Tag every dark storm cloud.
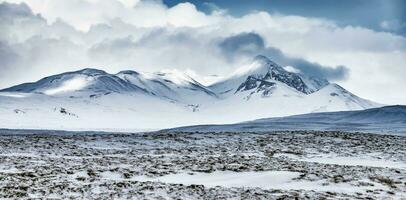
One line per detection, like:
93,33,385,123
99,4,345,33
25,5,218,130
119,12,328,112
261,47,349,81
219,32,349,80
219,32,265,57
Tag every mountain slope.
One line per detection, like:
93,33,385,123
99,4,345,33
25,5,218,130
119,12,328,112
116,70,218,104
165,105,406,134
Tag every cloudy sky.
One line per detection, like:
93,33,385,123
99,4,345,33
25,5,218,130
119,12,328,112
0,0,405,104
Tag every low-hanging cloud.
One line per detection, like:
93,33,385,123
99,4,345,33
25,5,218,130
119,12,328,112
219,32,349,80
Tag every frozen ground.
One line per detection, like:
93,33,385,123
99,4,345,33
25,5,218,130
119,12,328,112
0,130,405,199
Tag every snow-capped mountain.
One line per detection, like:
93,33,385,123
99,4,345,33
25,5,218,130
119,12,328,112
210,55,329,97
203,55,378,120
0,55,382,131
1,68,147,96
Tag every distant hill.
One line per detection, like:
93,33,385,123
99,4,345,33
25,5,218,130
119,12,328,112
165,105,406,135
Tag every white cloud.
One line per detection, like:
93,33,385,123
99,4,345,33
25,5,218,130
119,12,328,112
0,0,406,104
0,0,222,31
116,0,139,8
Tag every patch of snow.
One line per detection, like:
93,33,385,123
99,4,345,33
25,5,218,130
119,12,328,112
132,170,385,194
302,156,406,169
275,153,406,169
0,166,19,173
134,171,300,188
100,171,123,180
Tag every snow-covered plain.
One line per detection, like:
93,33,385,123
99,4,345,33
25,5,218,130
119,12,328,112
0,130,405,199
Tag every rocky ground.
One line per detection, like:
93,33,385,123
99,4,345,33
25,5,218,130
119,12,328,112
0,130,405,199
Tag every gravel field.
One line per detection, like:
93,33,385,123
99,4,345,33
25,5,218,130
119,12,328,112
0,130,405,199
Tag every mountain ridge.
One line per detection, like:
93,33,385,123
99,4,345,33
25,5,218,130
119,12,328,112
0,55,383,130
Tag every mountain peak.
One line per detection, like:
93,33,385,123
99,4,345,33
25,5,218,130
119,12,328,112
231,56,279,82
210,55,329,96
239,55,311,94
253,55,271,62
253,55,279,66
74,68,108,76
255,54,284,67
116,70,140,76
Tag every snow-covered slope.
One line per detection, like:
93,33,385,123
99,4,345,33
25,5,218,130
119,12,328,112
116,70,217,104
0,91,198,131
166,105,406,134
307,83,378,112
0,55,382,131
264,105,406,124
